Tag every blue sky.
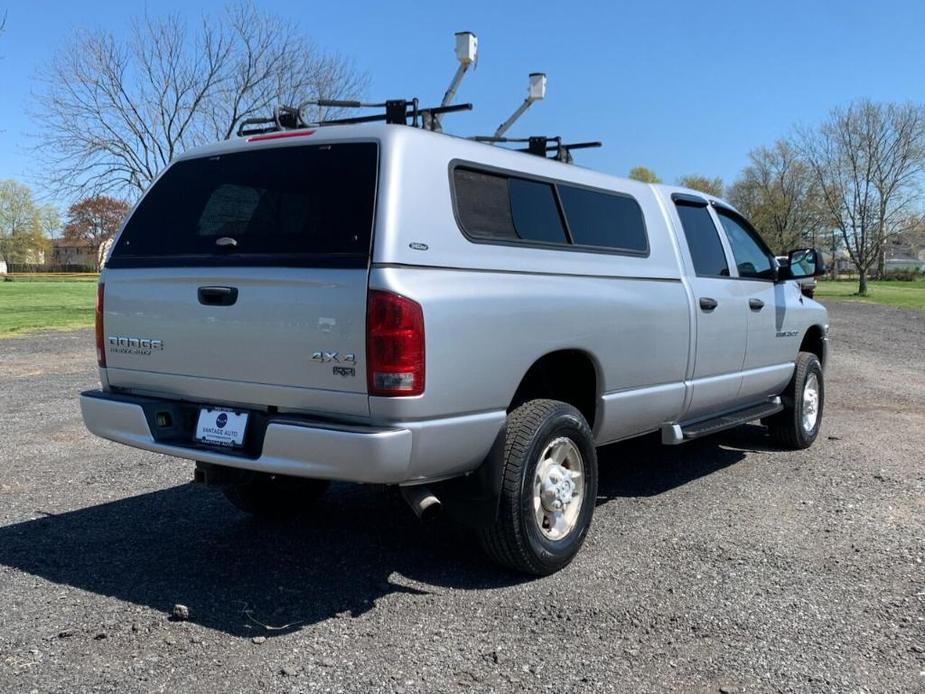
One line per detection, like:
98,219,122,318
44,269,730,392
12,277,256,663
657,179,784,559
1,0,924,202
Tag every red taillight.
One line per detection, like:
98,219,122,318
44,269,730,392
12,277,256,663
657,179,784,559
95,283,106,367
366,290,425,396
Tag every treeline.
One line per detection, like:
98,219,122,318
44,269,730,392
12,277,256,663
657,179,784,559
0,180,129,271
5,4,924,296
631,100,925,294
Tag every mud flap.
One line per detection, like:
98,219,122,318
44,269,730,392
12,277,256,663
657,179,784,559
431,423,507,530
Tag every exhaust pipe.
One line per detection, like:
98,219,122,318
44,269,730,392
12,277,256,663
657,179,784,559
400,486,442,522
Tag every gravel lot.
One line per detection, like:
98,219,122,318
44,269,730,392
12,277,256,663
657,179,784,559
1,300,923,693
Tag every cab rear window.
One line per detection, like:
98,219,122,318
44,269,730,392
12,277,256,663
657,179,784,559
108,142,378,268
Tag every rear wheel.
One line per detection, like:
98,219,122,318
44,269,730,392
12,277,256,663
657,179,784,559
222,473,329,516
479,399,598,575
767,351,824,449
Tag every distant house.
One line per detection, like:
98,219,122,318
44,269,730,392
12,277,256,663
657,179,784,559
17,248,46,266
49,238,96,268
821,249,853,274
883,235,925,273
885,230,925,263
0,254,7,275
885,257,925,273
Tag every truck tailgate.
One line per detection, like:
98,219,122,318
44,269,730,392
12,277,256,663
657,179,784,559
103,267,368,415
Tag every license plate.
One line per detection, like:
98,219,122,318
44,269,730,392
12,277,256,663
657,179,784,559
195,408,248,448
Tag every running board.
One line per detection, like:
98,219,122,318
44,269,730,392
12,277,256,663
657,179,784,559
661,397,782,445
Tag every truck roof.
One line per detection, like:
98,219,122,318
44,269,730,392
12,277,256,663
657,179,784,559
174,123,728,208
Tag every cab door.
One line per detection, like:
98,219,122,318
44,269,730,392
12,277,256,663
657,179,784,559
671,196,747,420
712,207,796,401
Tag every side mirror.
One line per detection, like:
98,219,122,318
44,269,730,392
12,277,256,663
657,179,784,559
780,248,824,280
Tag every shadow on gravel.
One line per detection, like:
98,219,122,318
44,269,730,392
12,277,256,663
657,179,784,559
595,429,753,499
0,482,505,637
0,432,764,637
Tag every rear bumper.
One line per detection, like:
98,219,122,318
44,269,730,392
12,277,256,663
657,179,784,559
79,390,503,484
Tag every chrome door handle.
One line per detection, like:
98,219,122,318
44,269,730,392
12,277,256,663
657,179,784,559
699,297,718,311
749,298,765,311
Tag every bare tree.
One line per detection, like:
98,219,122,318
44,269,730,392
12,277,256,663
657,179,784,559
798,100,925,294
33,3,367,199
728,139,823,256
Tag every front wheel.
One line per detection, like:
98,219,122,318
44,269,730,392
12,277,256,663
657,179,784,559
768,351,825,449
479,399,598,575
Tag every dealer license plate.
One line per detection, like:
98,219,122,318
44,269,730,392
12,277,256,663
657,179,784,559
195,408,248,448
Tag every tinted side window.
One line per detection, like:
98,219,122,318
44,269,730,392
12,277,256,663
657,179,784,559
508,178,568,244
558,185,647,252
716,210,774,279
454,169,518,240
675,202,729,277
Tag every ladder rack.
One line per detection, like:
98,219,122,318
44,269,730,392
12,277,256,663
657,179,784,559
235,99,473,138
230,30,603,165
472,135,602,163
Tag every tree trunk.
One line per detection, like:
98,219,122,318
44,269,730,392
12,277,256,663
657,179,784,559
857,267,869,295
877,247,885,279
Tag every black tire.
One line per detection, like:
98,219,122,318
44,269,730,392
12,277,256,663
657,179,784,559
479,399,598,576
222,473,329,516
767,351,824,449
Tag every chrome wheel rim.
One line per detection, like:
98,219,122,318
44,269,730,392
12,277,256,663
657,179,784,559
802,372,820,433
533,437,584,541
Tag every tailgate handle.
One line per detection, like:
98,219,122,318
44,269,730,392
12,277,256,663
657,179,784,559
198,286,238,306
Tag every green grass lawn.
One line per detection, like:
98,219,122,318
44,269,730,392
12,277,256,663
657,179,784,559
0,274,922,337
0,279,98,336
814,278,925,311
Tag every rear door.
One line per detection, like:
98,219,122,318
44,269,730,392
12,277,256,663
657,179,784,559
672,196,747,419
102,141,378,416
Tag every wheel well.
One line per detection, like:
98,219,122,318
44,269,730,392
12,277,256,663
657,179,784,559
800,325,826,367
509,350,598,429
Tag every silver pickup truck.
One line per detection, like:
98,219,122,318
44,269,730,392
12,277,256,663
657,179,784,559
81,122,828,575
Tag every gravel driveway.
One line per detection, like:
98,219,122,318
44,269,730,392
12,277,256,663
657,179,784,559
1,300,923,693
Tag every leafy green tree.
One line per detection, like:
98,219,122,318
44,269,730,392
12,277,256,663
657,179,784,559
628,167,662,184
677,175,724,198
0,180,56,265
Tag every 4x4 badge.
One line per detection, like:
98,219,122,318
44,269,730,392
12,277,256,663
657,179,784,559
311,351,356,364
